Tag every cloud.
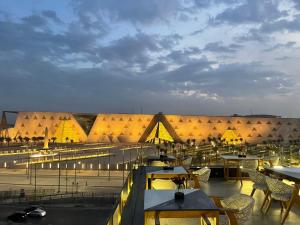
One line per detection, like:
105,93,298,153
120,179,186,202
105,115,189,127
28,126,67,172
264,41,297,52
212,0,287,24
72,0,188,25
203,42,243,53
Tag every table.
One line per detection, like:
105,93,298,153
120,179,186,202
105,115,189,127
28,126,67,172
265,166,300,224
220,155,260,181
144,189,220,225
146,166,188,189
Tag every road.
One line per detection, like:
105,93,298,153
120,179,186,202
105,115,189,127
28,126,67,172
0,204,113,225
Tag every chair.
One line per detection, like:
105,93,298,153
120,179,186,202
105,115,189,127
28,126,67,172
247,170,268,195
264,156,280,167
193,167,211,183
151,179,177,190
151,160,168,167
263,176,294,217
239,160,258,185
182,156,193,167
213,194,255,225
247,170,269,209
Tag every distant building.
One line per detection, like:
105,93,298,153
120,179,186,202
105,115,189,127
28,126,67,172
1,111,300,144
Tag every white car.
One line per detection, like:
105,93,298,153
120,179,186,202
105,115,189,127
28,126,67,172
24,206,46,217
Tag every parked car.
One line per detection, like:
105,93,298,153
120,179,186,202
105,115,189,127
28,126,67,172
24,206,46,217
7,211,27,222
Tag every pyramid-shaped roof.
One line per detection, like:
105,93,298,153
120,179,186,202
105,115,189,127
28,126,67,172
146,122,174,143
221,129,241,145
54,119,79,143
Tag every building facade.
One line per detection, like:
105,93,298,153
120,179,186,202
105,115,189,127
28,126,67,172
2,111,300,144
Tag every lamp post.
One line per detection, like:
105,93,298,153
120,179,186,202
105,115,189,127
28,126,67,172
108,149,111,181
34,163,37,200
65,163,68,193
122,149,125,184
58,150,61,193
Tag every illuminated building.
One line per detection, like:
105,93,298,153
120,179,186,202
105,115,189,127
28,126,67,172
1,111,300,144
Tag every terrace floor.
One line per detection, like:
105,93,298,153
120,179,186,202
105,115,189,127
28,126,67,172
201,179,300,225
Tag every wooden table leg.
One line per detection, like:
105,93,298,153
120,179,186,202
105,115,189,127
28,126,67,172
281,184,300,224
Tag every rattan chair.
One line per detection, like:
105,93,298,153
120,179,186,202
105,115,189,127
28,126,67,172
151,160,168,167
213,194,255,225
263,176,294,217
151,179,177,190
239,160,258,185
192,167,211,183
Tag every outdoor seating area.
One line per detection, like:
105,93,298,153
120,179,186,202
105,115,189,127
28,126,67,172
106,150,300,225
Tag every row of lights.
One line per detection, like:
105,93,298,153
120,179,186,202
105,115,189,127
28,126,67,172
3,162,129,170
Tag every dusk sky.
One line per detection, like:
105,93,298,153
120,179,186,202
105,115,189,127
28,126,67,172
1,0,300,117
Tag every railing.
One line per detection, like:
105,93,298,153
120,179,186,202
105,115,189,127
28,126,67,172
105,170,134,225
1,191,119,204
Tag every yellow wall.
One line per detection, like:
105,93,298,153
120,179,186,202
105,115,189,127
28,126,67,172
12,112,87,142
7,112,300,144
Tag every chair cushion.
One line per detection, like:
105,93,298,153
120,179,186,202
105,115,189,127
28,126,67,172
271,192,292,201
253,183,268,191
151,179,177,190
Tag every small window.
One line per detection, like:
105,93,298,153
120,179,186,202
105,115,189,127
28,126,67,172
38,123,42,127
252,127,256,131
25,115,29,119
33,116,38,120
267,121,272,124
247,121,251,124
217,120,222,123
111,117,115,121
207,120,212,123
42,116,46,120
237,120,241,124
257,121,261,124
257,134,262,137
179,119,183,122
188,119,192,123
119,118,123,121
227,120,231,124
198,119,202,123
213,126,217,130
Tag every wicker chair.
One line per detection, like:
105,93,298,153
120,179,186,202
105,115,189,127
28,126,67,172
151,179,177,190
239,160,258,185
247,170,268,195
182,156,193,167
151,160,168,167
192,167,211,183
213,194,255,225
263,176,294,215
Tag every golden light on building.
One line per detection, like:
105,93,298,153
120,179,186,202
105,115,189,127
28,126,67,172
221,129,241,145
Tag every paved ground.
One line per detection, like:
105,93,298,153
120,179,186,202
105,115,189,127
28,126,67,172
0,204,113,225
